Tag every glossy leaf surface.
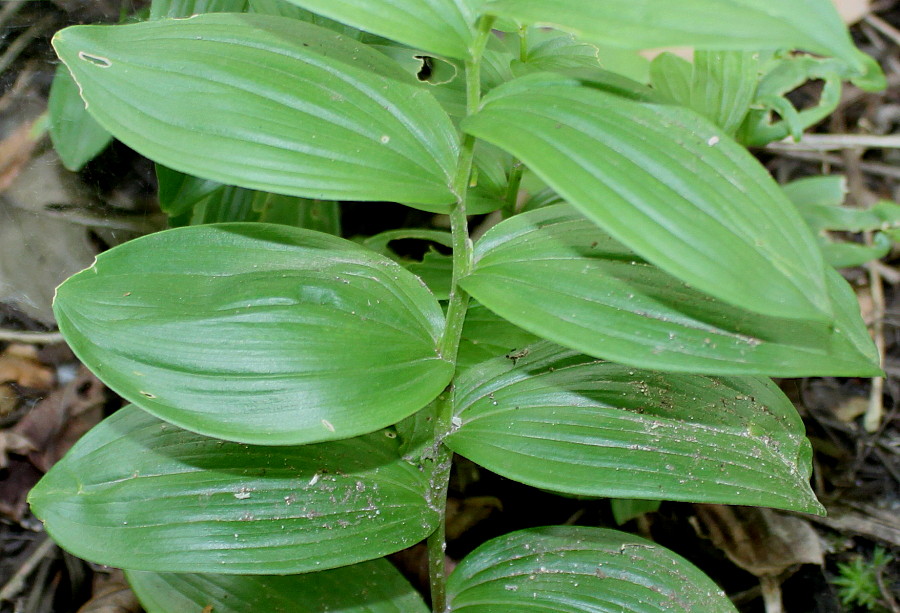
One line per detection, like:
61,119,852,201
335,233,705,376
54,223,452,445
127,559,429,612
460,206,879,376
48,65,112,171
447,526,737,612
52,14,458,208
280,0,476,59
447,341,823,514
483,0,878,85
29,406,438,573
149,0,248,18
463,80,831,322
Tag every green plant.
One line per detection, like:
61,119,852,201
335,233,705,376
832,547,895,612
30,1,886,611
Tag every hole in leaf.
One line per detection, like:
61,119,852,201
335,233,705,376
77,52,111,68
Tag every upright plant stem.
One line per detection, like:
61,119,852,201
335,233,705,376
427,16,495,613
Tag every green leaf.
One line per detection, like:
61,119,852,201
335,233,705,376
610,499,661,525
463,80,832,323
446,526,738,612
52,14,458,209
650,50,759,135
156,165,224,217
127,559,429,612
278,0,477,59
447,341,823,514
255,194,341,235
457,303,540,372
53,223,452,445
482,0,880,87
783,175,847,209
29,406,439,573
47,65,112,172
149,0,248,19
460,206,880,376
739,56,844,146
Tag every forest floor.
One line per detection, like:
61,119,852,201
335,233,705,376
0,1,898,612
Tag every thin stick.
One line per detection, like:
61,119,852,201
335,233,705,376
865,13,900,49
0,15,54,76
766,149,900,181
768,133,900,152
0,537,57,603
759,576,784,613
0,0,26,30
0,329,64,344
865,255,887,432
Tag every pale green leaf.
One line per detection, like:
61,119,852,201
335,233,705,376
156,165,223,217
459,206,880,376
651,50,759,135
53,223,452,445
482,0,882,88
610,499,661,525
29,406,438,573
279,0,476,59
127,559,428,612
447,341,824,514
447,526,737,612
48,65,112,172
463,80,832,322
149,0,248,19
52,14,458,209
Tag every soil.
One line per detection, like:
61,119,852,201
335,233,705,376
0,1,898,612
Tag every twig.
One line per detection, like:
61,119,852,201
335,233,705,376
759,575,784,613
768,133,900,152
865,254,887,433
0,0,26,31
0,537,57,603
767,148,900,181
0,329,64,345
865,14,900,49
877,563,900,613
0,14,55,76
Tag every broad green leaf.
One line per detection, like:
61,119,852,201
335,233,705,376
127,559,428,612
482,0,881,88
247,0,369,39
149,0,248,18
156,165,224,217
783,175,847,209
279,0,477,59
47,65,112,172
457,303,539,371
29,406,438,573
52,14,459,209
447,341,823,514
821,234,892,268
650,50,759,135
739,56,844,146
255,194,341,235
446,526,737,612
53,223,452,445
459,206,880,376
463,79,832,323
610,499,661,525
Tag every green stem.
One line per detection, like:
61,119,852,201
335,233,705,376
427,16,495,613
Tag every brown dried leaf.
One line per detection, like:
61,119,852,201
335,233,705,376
445,496,503,540
0,383,17,417
0,121,40,193
0,457,41,521
0,345,54,390
693,505,824,577
0,430,35,469
76,570,141,613
13,365,105,472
